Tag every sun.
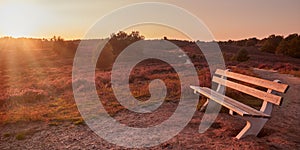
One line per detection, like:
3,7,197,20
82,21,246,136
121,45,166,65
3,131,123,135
0,2,42,37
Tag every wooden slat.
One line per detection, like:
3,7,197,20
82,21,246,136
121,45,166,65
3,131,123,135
190,86,270,118
215,69,289,93
212,76,282,105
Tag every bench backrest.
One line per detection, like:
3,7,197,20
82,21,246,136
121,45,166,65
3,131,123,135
213,69,289,106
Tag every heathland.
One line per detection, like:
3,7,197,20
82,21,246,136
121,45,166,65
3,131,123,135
0,32,299,149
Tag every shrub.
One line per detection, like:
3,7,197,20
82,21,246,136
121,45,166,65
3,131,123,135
15,133,26,140
234,49,250,62
52,36,77,57
3,133,10,137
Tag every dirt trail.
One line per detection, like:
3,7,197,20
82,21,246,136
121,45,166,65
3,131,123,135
253,68,300,147
0,69,299,149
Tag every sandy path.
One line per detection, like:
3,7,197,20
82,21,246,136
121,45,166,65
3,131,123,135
253,68,300,148
0,69,299,149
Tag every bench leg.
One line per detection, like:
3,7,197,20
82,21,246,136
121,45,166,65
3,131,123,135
236,117,268,139
200,99,209,112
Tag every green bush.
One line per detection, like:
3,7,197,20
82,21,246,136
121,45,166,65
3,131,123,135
234,49,250,62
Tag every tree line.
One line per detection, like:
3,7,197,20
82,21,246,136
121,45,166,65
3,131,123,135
221,33,300,58
1,32,299,67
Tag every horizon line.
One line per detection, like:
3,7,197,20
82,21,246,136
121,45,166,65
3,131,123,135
1,32,299,42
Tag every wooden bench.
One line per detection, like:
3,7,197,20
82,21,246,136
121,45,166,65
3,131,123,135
190,69,289,139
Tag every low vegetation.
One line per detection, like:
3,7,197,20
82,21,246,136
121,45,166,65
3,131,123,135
15,132,26,140
0,32,299,124
233,48,250,62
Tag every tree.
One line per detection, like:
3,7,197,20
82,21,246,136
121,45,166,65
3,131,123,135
245,37,258,46
285,33,298,41
261,35,283,53
109,31,144,56
97,42,114,70
286,36,300,58
276,34,300,58
52,36,77,57
276,40,288,55
235,39,247,46
95,31,145,69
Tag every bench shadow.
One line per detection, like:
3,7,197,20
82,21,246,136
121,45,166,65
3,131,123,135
210,122,222,129
257,128,275,137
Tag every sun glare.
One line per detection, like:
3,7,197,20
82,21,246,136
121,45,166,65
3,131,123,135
0,2,43,38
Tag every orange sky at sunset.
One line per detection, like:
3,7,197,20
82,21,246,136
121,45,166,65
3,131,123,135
0,0,299,41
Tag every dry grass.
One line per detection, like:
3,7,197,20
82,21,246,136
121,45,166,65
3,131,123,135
0,43,80,124
0,39,299,125
288,70,300,77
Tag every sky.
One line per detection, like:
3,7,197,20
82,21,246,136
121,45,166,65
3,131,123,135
0,0,299,41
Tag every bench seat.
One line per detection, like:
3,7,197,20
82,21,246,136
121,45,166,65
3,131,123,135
190,86,270,118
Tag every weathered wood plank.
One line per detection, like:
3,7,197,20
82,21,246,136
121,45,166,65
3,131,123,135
212,76,283,105
215,69,289,93
190,86,270,118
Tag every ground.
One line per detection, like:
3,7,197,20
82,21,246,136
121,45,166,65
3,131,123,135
1,69,299,149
